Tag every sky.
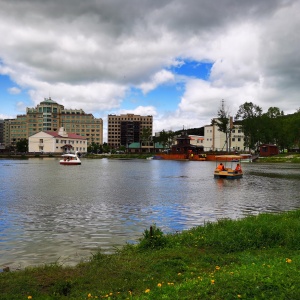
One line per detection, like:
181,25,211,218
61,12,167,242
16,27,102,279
0,0,299,142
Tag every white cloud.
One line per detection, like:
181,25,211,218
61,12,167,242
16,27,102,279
0,0,299,136
138,70,175,94
8,87,21,94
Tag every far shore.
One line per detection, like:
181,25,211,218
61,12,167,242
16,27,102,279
1,152,299,162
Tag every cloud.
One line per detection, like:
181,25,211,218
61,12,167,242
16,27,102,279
8,87,21,94
138,70,175,94
0,0,299,138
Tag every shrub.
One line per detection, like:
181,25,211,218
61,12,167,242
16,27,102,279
138,225,168,250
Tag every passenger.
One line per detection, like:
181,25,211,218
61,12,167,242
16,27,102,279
235,163,242,173
217,163,225,171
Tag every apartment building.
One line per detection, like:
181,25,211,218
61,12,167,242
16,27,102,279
0,120,4,145
203,118,248,152
108,113,153,148
2,97,103,148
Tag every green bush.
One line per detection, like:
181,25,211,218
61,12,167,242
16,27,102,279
138,225,168,250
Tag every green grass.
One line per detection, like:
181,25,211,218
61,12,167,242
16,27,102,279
1,211,300,299
257,153,300,163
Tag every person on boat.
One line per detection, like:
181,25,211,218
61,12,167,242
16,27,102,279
217,163,225,171
235,163,242,173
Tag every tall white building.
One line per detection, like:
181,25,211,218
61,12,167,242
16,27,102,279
203,118,248,152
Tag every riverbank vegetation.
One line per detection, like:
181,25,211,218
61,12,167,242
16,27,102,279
1,210,300,299
257,153,300,163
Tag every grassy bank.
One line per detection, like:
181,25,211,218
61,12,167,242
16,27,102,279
1,210,300,299
257,153,300,163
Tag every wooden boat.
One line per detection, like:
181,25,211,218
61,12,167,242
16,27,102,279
214,155,243,179
60,151,81,165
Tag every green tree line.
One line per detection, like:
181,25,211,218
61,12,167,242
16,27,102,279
234,102,299,152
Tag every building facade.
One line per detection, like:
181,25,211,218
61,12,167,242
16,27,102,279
29,127,87,153
2,97,103,148
0,120,4,145
107,114,153,149
203,118,248,152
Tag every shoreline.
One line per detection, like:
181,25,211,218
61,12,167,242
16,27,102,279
1,153,300,162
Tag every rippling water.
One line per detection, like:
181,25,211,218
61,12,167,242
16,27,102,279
1,158,300,269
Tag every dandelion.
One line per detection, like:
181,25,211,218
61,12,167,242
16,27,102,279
215,266,220,270
286,258,292,263
145,289,150,293
87,293,92,298
28,297,32,300
157,283,162,287
238,295,242,298
178,272,182,276
211,279,215,284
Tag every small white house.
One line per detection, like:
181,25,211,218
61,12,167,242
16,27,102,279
29,127,87,153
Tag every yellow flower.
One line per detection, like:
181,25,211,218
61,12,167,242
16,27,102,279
215,266,220,270
286,258,292,263
28,297,32,300
157,283,162,287
178,272,182,276
87,293,92,298
238,295,242,298
211,279,215,284
145,289,150,293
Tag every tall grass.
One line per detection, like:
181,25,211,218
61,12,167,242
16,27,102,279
1,210,300,299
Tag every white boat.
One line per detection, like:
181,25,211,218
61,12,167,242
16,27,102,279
214,155,243,179
240,154,253,163
60,152,81,165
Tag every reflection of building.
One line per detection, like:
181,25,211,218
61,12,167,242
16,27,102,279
28,127,87,153
2,97,103,148
107,114,153,149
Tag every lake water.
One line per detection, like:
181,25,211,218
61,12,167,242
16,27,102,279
1,158,300,269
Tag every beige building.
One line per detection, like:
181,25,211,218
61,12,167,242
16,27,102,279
3,97,103,148
203,118,248,152
108,113,153,149
28,127,87,153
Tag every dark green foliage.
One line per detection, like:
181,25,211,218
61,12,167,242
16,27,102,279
16,138,28,152
138,224,168,250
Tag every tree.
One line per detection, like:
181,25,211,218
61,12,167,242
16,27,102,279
16,138,28,153
212,100,231,151
140,127,152,143
235,102,263,151
87,142,101,154
155,130,175,149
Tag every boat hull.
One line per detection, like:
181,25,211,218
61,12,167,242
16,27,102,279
214,172,243,179
60,161,81,165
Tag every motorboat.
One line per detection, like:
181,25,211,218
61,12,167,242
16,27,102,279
240,154,253,163
214,155,243,179
60,152,81,165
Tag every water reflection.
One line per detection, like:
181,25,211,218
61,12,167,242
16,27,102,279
0,158,300,269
